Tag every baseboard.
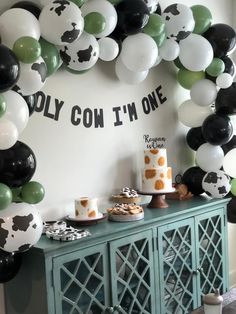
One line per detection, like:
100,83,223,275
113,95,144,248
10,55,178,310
229,269,236,288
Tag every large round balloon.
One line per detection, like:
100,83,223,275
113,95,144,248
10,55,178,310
215,82,236,115
39,38,61,77
191,5,212,34
0,250,21,283
3,90,29,134
0,141,36,188
179,34,213,71
178,99,213,127
16,57,47,96
20,181,45,204
98,37,119,61
12,86,37,116
0,119,19,150
39,0,84,45
0,203,43,253
114,0,149,35
0,45,20,93
202,170,231,198
177,69,205,90
0,8,40,48
196,143,224,172
162,3,195,41
203,23,236,58
11,1,41,19
186,127,206,151
159,39,180,61
120,33,158,72
182,166,206,195
115,57,149,84
227,197,236,223
81,0,117,38
223,148,236,178
202,114,233,145
60,32,99,71
190,79,217,106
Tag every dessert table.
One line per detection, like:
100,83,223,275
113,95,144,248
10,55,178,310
191,288,236,313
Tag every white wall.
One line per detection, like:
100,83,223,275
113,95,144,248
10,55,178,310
0,0,235,312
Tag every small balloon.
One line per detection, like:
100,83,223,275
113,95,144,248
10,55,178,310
206,58,225,77
21,181,45,204
84,12,106,35
186,127,206,151
98,37,119,61
39,38,61,77
13,36,41,64
216,73,233,89
143,13,165,37
159,39,180,61
0,183,12,210
0,250,21,283
215,82,236,115
182,166,206,195
196,143,224,172
191,5,212,34
177,69,205,90
202,114,233,146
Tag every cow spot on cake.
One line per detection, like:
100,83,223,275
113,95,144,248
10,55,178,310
155,180,165,190
202,170,231,198
88,210,96,218
145,155,150,165
145,169,157,179
158,157,165,166
81,199,89,207
150,149,159,155
167,168,172,179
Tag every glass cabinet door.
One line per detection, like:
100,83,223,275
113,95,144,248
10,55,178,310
158,218,197,314
109,230,155,314
53,244,109,314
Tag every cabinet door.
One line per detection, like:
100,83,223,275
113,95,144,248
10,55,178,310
195,208,228,303
53,244,109,314
109,230,156,314
158,218,197,314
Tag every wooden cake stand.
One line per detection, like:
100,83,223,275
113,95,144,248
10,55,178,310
138,189,175,208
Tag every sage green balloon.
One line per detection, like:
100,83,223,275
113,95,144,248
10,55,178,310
191,5,212,34
39,38,61,77
206,58,225,77
177,69,205,90
0,94,6,118
143,14,165,37
153,31,166,48
11,187,22,203
69,0,85,7
231,178,236,196
21,181,45,204
84,12,106,35
0,183,12,210
13,36,41,63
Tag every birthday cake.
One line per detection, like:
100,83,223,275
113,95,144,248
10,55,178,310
75,197,100,219
141,149,173,193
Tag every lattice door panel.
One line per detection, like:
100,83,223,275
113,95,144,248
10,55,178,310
158,218,197,314
53,244,108,314
196,209,226,298
110,230,155,314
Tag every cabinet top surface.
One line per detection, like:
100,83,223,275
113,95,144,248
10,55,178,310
34,196,230,254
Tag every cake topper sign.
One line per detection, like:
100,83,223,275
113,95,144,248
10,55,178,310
143,135,166,149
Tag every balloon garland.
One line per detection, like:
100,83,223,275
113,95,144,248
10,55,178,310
0,0,236,281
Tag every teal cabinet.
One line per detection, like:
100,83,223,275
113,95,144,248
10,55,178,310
4,197,229,314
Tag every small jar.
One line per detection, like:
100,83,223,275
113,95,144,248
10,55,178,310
203,289,223,314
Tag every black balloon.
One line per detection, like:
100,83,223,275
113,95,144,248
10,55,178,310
202,114,233,145
0,44,20,92
215,82,236,115
222,135,236,154
186,127,206,151
0,250,21,283
12,85,37,116
114,0,149,35
11,1,41,19
227,197,236,223
0,141,36,188
182,167,206,195
203,23,236,58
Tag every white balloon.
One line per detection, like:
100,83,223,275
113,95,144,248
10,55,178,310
3,91,29,134
39,0,84,45
152,55,162,68
223,148,236,177
39,0,53,6
144,0,159,13
120,33,158,72
196,143,224,172
0,8,40,48
202,170,231,199
0,203,43,253
216,73,233,89
60,32,99,71
179,34,213,71
17,57,47,95
115,57,149,84
159,39,180,61
178,99,214,127
190,79,218,106
98,37,119,61
0,119,18,150
81,0,117,38
162,3,195,41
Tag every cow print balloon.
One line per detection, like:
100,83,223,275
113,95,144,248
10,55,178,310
0,203,43,253
202,170,231,199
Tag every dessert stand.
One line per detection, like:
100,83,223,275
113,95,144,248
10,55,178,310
138,188,175,208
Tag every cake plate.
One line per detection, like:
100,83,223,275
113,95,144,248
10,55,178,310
138,188,175,208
